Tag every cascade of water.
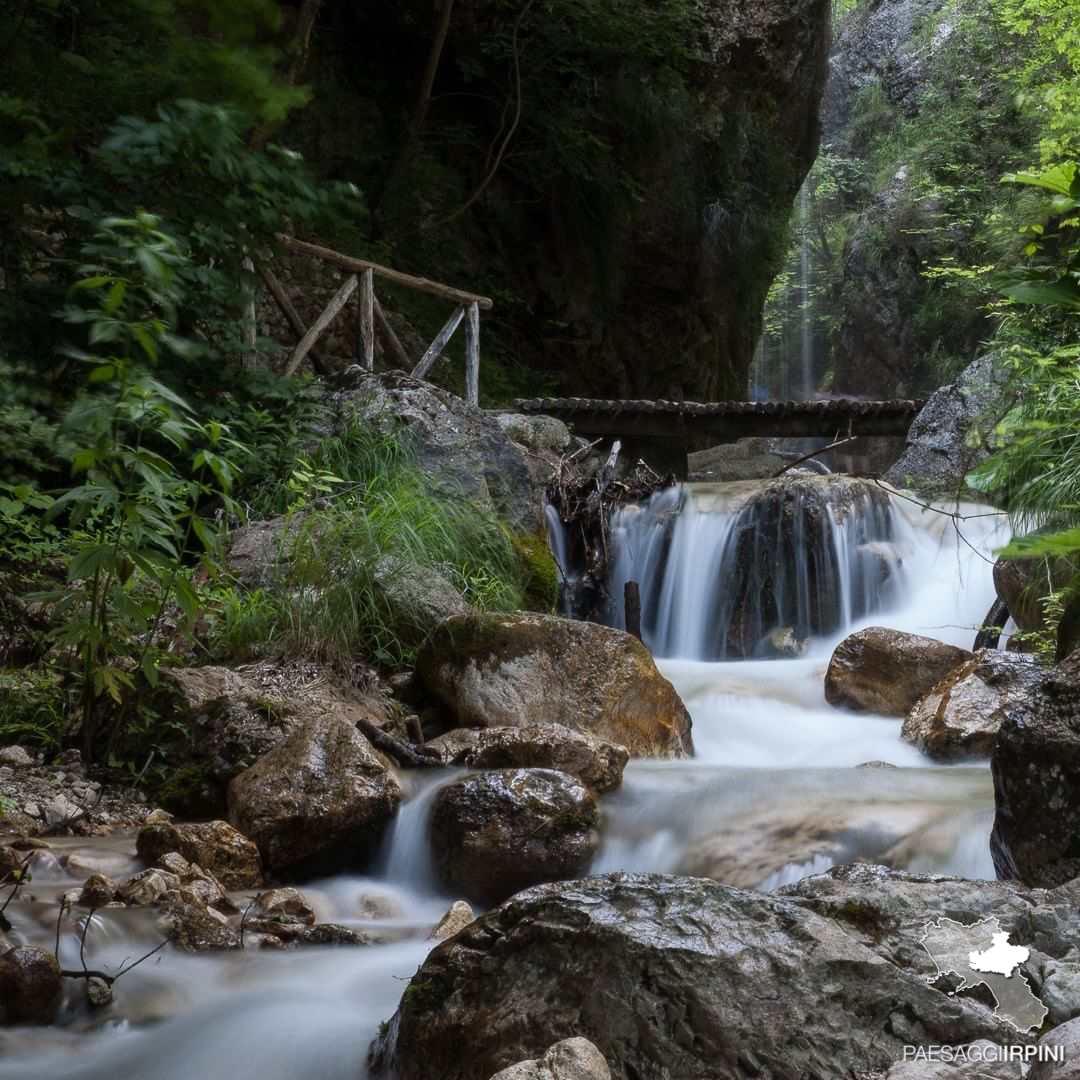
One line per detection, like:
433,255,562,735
798,182,815,398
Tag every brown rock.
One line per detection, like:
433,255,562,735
136,820,262,890
427,724,628,793
428,900,475,941
417,613,692,758
120,867,180,905
157,887,240,952
826,626,973,716
430,769,599,907
902,650,1042,760
0,946,62,1024
254,887,315,926
77,873,117,908
228,715,401,879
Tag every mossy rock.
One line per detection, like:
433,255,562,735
511,533,559,613
157,763,227,819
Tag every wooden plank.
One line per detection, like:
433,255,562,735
257,265,332,376
277,234,493,310
359,268,375,372
283,274,358,376
373,296,412,370
464,300,480,406
412,305,465,380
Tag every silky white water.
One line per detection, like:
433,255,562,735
0,479,1009,1077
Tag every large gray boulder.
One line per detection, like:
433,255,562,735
333,372,539,531
228,715,401,879
370,870,1032,1080
902,650,1042,761
430,769,599,907
883,355,1014,497
426,724,628,793
992,650,1080,886
1031,1017,1080,1077
416,612,692,758
826,626,973,716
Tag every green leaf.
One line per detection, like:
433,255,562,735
1000,529,1080,558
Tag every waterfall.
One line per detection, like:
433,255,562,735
608,478,907,660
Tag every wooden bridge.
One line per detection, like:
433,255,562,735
516,396,923,442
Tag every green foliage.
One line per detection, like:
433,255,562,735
0,671,67,753
210,420,527,671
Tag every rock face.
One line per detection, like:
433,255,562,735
335,372,539,531
370,870,1025,1080
430,769,599,907
488,1039,611,1080
1032,1018,1080,1078
136,820,263,890
883,355,1014,497
427,724,628,793
712,473,896,657
992,650,1080,886
826,626,973,716
0,946,63,1025
416,613,692,758
994,556,1075,636
228,715,401,878
903,651,1042,761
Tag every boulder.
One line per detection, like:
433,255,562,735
136,820,263,890
488,1039,611,1080
76,873,117,908
883,355,1013,497
294,924,370,947
157,887,241,952
1031,1017,1080,1077
902,651,1042,761
228,715,401,878
430,769,599,907
994,556,1075,635
0,745,34,768
370,556,471,649
120,867,179,906
826,626,973,716
427,724,628,793
992,650,1080,886
0,945,63,1024
334,373,539,531
711,473,896,657
416,613,692,758
370,870,1023,1080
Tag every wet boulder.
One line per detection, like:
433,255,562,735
714,473,896,658
0,946,63,1024
826,626,973,716
429,900,475,942
136,819,263,890
416,613,692,758
228,715,401,879
157,887,241,952
489,1039,611,1080
254,887,315,926
902,651,1042,761
992,650,1080,886
76,873,118,908
427,724,629,793
429,769,599,907
369,871,1017,1080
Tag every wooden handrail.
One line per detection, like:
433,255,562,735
276,234,493,310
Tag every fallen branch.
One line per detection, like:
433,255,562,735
352,714,441,769
771,434,859,478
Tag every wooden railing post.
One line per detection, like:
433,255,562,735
283,274,359,376
412,305,465,380
359,268,375,371
241,255,257,370
465,300,480,405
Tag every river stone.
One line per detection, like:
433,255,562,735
0,945,63,1024
991,649,1080,886
254,887,315,926
902,650,1042,760
426,724,628,793
488,1038,611,1080
429,900,475,942
429,769,599,907
136,819,263,890
120,867,180,905
416,612,692,758
157,887,241,952
369,872,1020,1080
228,714,401,879
826,626,973,716
77,872,118,908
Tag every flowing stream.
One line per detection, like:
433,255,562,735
0,479,1007,1078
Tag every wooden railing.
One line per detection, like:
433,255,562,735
263,234,493,404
